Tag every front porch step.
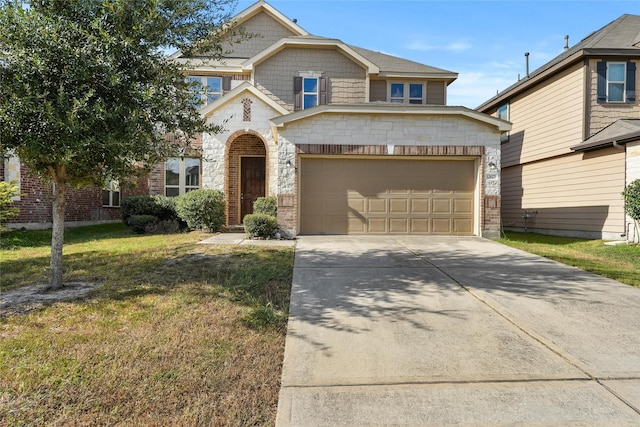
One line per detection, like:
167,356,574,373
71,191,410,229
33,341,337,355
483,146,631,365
224,225,245,233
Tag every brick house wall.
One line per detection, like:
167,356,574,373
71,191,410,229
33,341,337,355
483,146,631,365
4,163,149,229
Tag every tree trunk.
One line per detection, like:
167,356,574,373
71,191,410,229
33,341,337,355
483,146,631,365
48,175,67,290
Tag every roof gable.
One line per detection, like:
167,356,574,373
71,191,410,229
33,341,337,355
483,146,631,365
478,14,640,111
200,81,289,118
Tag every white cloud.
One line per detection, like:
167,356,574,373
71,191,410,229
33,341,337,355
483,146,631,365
406,40,471,52
446,70,518,108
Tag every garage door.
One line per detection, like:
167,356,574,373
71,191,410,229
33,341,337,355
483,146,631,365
300,157,476,235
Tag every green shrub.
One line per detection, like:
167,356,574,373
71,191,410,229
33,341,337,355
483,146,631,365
127,214,159,234
253,196,277,218
0,181,21,227
622,179,640,222
243,213,277,238
175,189,225,231
121,195,185,233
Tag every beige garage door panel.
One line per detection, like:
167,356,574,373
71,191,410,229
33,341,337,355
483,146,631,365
300,158,476,235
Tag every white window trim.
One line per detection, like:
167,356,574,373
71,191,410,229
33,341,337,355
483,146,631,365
102,180,120,207
165,157,201,197
388,82,425,105
606,62,626,103
299,71,323,110
187,76,223,108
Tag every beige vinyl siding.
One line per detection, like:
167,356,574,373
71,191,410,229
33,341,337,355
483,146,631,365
222,12,297,59
426,81,446,105
587,59,640,136
502,148,626,234
254,48,366,111
370,80,387,102
502,63,584,168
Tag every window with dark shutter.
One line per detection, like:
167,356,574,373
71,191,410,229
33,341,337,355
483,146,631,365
627,61,636,103
319,77,327,105
294,77,303,111
596,61,607,103
222,76,231,92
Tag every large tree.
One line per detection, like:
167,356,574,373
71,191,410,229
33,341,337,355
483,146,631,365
0,0,240,289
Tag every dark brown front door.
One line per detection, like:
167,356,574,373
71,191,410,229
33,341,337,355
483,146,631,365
241,156,266,220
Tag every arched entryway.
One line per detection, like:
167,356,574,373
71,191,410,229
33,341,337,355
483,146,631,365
225,131,268,226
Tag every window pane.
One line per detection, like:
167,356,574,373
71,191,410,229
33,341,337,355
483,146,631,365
166,187,180,197
102,190,110,206
609,83,624,102
304,94,318,109
409,99,422,105
165,158,180,186
206,77,221,92
608,64,625,82
185,158,200,187
497,104,509,120
112,191,120,207
391,83,404,98
409,84,423,99
303,77,318,93
390,98,404,104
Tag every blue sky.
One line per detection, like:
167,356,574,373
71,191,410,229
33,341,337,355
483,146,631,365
234,1,640,108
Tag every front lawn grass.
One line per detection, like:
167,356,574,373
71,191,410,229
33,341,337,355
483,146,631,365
0,223,294,425
497,231,640,287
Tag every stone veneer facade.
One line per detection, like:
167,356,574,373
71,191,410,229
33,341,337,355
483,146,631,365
274,113,502,237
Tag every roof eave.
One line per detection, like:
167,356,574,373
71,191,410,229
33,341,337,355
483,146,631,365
571,130,640,152
271,104,511,132
243,38,380,74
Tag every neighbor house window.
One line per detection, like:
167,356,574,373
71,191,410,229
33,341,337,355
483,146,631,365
165,158,200,197
102,180,120,207
187,76,223,108
597,61,636,104
497,103,509,143
389,83,424,104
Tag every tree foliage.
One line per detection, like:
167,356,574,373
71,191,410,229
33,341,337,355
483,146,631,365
622,179,640,222
0,181,21,227
0,0,241,288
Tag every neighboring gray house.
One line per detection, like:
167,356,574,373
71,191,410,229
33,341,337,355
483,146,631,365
163,0,509,236
478,14,640,242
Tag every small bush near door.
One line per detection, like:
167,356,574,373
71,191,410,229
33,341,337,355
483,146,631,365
243,213,277,238
121,195,186,233
175,189,225,232
253,196,277,217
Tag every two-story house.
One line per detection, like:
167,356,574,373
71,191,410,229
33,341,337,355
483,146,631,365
156,0,509,237
478,14,640,242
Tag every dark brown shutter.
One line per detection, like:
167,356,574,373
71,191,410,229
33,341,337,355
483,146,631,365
627,61,636,103
294,76,302,111
319,77,327,105
222,76,231,92
596,61,607,103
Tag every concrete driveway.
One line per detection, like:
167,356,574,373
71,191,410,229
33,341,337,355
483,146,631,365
276,236,640,426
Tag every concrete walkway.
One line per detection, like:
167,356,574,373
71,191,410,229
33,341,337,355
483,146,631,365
197,232,296,247
276,236,640,426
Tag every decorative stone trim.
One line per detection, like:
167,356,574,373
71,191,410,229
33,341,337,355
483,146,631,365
242,98,253,122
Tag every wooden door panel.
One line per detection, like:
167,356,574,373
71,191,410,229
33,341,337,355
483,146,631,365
241,157,266,219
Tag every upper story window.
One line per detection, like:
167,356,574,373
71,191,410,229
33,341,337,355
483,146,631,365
165,157,200,197
497,103,509,144
294,75,327,111
597,61,636,104
102,180,120,207
303,77,319,109
389,83,424,104
187,76,223,108
607,63,626,102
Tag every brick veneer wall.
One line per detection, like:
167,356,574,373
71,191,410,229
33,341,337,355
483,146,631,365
225,132,267,225
5,164,149,228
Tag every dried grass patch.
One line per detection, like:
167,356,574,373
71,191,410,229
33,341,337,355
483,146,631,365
0,225,293,425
